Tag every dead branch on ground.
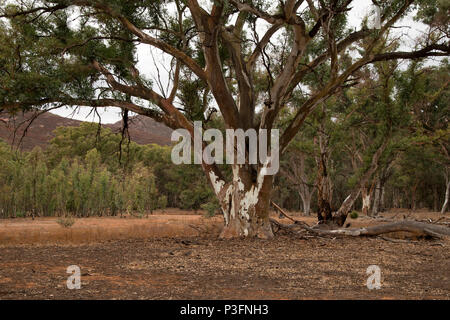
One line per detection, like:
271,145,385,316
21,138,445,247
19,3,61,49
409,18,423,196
269,202,450,240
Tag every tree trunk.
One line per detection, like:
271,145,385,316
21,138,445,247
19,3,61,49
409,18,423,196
281,150,314,217
316,171,333,222
380,185,386,212
377,162,392,213
332,190,360,226
371,179,381,216
299,190,312,216
315,147,333,222
361,187,371,216
393,189,400,208
209,165,274,239
433,184,438,212
441,179,450,214
363,180,377,216
411,183,418,212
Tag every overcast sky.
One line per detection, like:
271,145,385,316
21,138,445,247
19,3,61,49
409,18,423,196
50,0,430,124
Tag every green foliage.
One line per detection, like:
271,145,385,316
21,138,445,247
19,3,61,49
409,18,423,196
0,123,215,218
201,199,221,217
349,211,359,219
275,57,449,212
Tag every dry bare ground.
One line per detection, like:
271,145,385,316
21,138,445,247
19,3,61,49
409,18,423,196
0,209,449,300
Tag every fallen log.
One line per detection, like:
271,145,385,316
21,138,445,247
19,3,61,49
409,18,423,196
270,219,450,239
313,221,450,238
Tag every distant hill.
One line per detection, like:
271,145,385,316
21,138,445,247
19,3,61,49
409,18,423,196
107,114,173,147
0,111,173,150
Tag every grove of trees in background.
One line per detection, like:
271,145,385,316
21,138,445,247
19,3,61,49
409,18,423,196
0,123,218,218
277,60,449,217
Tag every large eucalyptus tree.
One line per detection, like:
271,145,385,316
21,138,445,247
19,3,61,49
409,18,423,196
1,0,448,238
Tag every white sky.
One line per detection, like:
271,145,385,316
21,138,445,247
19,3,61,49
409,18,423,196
50,0,431,124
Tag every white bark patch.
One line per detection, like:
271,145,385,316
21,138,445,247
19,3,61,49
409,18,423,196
209,171,225,196
363,195,371,209
239,186,259,220
442,181,450,214
343,194,351,203
232,166,245,191
237,162,268,221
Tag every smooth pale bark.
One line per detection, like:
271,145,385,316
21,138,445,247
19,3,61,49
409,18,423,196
333,190,360,226
299,190,312,216
297,155,314,216
442,180,450,214
208,165,274,239
361,187,371,216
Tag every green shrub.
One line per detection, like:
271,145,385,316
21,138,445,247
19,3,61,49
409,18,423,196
201,200,221,217
57,216,76,228
350,211,359,219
